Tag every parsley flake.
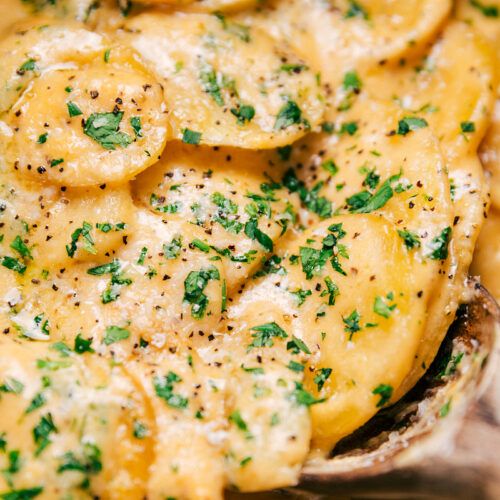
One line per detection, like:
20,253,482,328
84,111,133,150
397,116,428,136
372,383,393,407
153,371,188,409
247,322,288,350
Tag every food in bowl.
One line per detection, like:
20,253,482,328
0,0,498,498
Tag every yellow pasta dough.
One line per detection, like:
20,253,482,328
132,142,295,290
237,0,452,88
0,0,497,498
121,12,325,149
1,40,169,186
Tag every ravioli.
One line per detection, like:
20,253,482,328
0,0,497,498
360,21,497,395
0,336,151,499
1,39,169,187
132,143,295,291
237,0,452,88
121,12,325,149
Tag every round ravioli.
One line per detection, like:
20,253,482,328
237,0,451,88
2,43,169,187
0,19,105,114
278,97,453,264
214,317,312,492
361,21,497,396
248,97,455,447
0,337,152,499
124,349,227,500
132,142,297,291
122,12,325,149
223,213,446,454
4,246,226,356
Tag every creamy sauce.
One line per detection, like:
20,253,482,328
0,0,497,498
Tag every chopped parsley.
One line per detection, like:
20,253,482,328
182,128,202,145
274,100,304,130
321,277,339,305
372,383,393,407
373,294,396,318
0,378,24,394
347,172,401,213
300,247,330,279
289,382,325,406
74,334,94,354
87,260,120,276
1,257,26,275
470,0,498,17
130,116,142,137
66,222,95,258
150,193,180,214
214,12,251,42
247,322,288,350
397,229,421,249
0,487,43,500
153,371,188,409
345,0,369,19
199,66,224,106
230,104,255,125
340,121,358,135
460,121,476,133
87,260,131,304
343,309,361,340
18,59,37,73
300,223,348,279
282,169,332,218
57,443,102,476
10,236,32,260
244,219,273,252
314,368,332,391
183,266,220,319
229,410,249,433
290,288,312,306
164,237,182,260
211,192,243,234
25,393,46,414
428,227,452,260
33,413,57,456
287,360,305,372
397,116,428,136
322,159,339,176
36,133,47,144
191,238,210,253
83,111,133,150
133,421,148,439
343,71,362,93
286,336,311,355
66,101,83,117
103,325,130,345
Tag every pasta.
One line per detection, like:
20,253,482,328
0,0,498,498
